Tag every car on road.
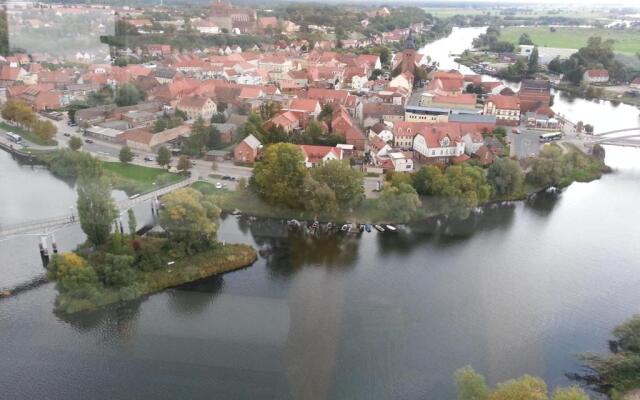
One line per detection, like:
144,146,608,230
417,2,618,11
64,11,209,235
215,183,223,189
84,138,94,144
144,156,154,162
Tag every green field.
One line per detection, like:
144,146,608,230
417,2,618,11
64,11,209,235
0,121,57,146
423,7,607,20
501,26,640,54
102,161,182,193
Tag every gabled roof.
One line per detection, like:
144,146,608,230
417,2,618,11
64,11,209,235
487,94,520,110
298,144,342,164
288,98,320,113
242,134,262,149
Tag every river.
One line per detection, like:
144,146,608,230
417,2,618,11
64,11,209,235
1,28,640,400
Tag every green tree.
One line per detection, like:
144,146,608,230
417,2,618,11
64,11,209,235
119,145,134,163
489,375,548,400
159,188,220,254
527,146,565,188
32,120,57,140
310,160,364,209
177,155,192,174
211,112,226,123
551,387,589,400
95,253,135,288
252,143,308,209
412,165,445,196
46,252,100,300
303,175,338,213
153,117,168,133
127,209,137,237
487,158,524,196
519,33,533,45
613,314,640,354
114,83,143,107
455,366,490,400
528,47,539,75
157,146,171,167
377,183,422,222
69,136,83,151
77,176,118,246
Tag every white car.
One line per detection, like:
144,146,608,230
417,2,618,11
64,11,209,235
215,183,223,189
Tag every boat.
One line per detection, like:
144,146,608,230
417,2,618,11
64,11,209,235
340,224,351,232
231,209,241,216
374,224,385,232
358,224,365,233
364,224,372,233
385,224,397,232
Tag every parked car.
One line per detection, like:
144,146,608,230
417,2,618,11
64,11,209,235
215,183,223,189
84,138,93,144
63,133,70,137
144,156,154,162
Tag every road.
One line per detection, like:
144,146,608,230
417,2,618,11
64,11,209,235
5,113,382,198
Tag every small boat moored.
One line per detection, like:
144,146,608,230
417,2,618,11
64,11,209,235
384,224,397,232
365,224,372,233
374,224,385,232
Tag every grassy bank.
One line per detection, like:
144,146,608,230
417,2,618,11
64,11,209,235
0,121,58,146
500,26,640,54
36,149,183,195
52,242,257,314
102,161,182,194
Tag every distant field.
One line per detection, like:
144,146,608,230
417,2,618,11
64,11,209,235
501,27,640,54
424,7,608,20
423,8,487,18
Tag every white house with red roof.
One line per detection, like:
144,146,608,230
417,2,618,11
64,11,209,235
484,94,521,126
298,145,343,168
583,69,609,83
412,123,466,164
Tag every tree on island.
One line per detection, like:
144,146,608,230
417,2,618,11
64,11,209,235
157,146,171,167
528,47,539,75
69,136,83,151
119,145,134,163
455,366,589,400
159,188,220,254
77,170,118,247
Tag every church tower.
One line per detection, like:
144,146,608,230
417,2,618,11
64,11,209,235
399,30,417,75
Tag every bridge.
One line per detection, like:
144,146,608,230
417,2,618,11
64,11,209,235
588,127,640,148
0,177,197,238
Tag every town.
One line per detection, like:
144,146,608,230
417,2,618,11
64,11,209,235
0,1,614,212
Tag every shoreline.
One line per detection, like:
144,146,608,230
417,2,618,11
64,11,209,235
53,243,258,314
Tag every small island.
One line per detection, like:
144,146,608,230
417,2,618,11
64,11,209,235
47,163,257,314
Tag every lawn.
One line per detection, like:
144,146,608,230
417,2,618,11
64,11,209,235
102,161,182,194
422,7,487,18
500,26,640,54
0,121,57,146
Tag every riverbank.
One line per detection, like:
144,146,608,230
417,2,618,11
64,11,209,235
30,148,184,195
50,240,258,314
193,145,609,224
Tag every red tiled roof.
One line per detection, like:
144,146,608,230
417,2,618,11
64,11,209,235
298,144,342,164
487,94,520,110
585,69,609,78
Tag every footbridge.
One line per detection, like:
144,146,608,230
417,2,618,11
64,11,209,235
588,127,640,147
0,177,196,239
